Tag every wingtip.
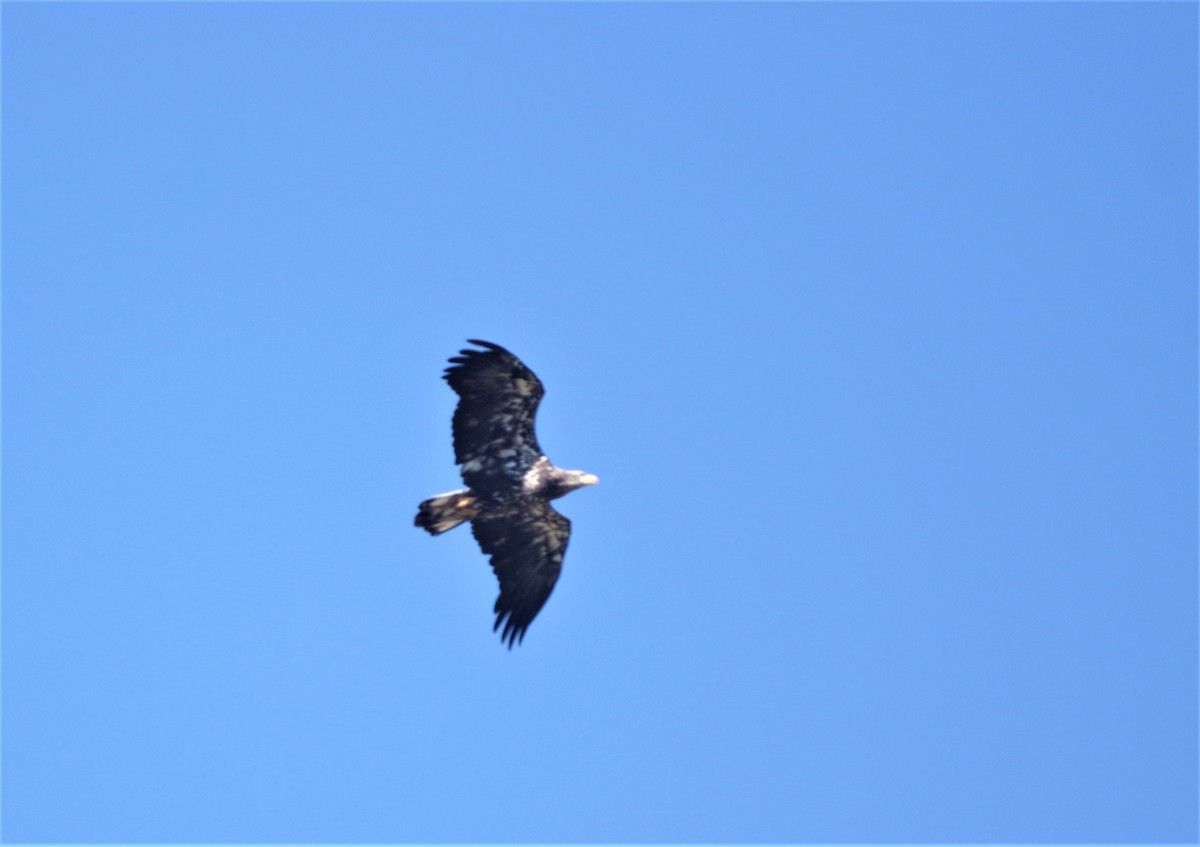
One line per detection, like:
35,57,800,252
464,339,513,356
493,611,526,649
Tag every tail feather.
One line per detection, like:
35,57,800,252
415,490,479,535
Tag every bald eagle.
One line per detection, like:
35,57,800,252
415,340,598,647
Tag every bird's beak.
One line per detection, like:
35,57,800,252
580,474,600,486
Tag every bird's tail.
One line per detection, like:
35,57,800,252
414,490,480,535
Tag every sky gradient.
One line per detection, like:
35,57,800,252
3,3,1197,843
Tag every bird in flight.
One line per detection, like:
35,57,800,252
415,340,598,647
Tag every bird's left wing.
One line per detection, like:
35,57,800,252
470,498,571,648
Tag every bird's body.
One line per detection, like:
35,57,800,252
415,340,598,647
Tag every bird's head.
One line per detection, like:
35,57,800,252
545,468,599,499
564,470,599,491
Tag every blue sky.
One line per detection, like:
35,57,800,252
3,2,1196,843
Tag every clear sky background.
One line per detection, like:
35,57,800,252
3,3,1196,843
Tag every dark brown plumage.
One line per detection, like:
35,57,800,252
415,340,598,647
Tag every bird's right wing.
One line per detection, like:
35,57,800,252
443,340,545,495
469,498,571,648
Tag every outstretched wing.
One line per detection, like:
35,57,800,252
443,340,545,495
470,498,570,648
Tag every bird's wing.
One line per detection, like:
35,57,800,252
443,340,545,495
470,498,570,648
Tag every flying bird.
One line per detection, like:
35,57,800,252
415,340,598,647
